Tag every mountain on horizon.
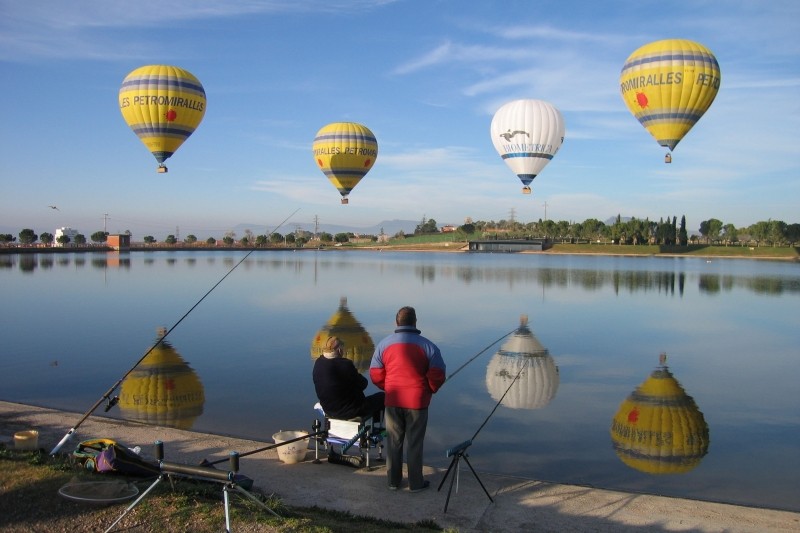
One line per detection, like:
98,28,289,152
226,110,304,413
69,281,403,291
232,219,419,238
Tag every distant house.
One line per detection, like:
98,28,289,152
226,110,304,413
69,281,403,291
54,227,79,247
107,234,131,251
441,225,457,233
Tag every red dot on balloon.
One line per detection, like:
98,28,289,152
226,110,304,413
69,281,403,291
364,159,371,167
165,109,177,121
317,159,324,167
635,92,648,108
627,408,639,424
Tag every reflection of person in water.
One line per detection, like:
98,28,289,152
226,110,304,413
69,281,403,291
313,336,384,423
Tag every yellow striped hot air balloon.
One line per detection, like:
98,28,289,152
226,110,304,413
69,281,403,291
119,65,206,173
312,122,378,203
620,39,720,163
485,316,559,410
119,330,204,430
610,354,709,474
311,297,374,373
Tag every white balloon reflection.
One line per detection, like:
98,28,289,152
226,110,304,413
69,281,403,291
485,316,559,410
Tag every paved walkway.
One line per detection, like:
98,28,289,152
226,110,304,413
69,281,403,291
2,401,798,532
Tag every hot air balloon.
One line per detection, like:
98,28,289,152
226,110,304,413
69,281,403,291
119,65,206,173
490,99,565,194
312,122,378,203
310,297,374,373
610,353,709,474
119,328,205,429
486,316,559,410
620,39,721,163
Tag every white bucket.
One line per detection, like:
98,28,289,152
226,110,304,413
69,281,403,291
272,430,309,464
14,430,39,450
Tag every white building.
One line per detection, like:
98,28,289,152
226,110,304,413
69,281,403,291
54,227,79,247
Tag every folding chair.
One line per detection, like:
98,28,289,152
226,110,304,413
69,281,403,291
313,402,384,469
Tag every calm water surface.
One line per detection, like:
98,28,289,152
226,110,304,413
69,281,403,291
1,250,798,511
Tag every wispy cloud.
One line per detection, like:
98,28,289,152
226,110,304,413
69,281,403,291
0,0,401,60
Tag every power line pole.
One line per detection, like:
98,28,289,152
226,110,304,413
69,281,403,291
103,214,109,233
542,202,548,221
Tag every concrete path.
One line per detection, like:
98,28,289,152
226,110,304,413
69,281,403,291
2,401,798,532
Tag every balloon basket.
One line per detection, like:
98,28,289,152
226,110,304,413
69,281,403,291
340,198,349,204
522,186,532,194
157,165,168,173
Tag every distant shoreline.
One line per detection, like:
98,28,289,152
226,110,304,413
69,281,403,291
1,242,798,262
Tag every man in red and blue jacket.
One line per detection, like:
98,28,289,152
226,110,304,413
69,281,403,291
370,306,446,492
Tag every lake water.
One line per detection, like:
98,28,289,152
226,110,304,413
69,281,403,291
1,249,798,511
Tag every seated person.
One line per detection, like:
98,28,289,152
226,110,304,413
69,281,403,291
313,336,385,424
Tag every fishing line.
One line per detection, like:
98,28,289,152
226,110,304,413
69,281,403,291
444,328,517,384
438,357,529,512
199,322,517,464
50,208,301,455
469,357,528,443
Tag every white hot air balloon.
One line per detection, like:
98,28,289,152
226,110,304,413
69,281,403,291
490,99,565,194
485,316,559,410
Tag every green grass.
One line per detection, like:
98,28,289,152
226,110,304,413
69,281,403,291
350,235,798,259
0,448,444,533
549,243,799,259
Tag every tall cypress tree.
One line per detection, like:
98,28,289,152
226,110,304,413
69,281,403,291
679,215,688,246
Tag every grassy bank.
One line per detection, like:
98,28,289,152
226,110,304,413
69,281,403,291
0,448,442,533
360,234,799,259
545,243,800,259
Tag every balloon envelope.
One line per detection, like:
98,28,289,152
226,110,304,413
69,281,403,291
490,99,565,194
610,363,709,474
619,39,720,153
486,316,558,409
119,65,206,172
310,297,374,373
119,336,204,430
312,122,378,203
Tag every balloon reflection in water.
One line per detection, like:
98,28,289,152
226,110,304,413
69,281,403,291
310,297,374,373
485,316,559,409
119,328,205,429
610,353,709,474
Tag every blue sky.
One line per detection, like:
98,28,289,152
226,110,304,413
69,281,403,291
1,0,798,239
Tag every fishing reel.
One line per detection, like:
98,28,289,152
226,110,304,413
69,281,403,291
104,395,119,412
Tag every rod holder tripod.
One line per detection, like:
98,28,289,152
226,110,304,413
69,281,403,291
104,441,279,533
437,439,493,513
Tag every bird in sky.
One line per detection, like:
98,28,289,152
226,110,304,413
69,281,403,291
48,205,59,210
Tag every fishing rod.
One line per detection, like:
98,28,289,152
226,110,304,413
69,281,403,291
203,429,326,467
50,208,301,456
202,329,518,466
438,357,529,512
444,327,517,384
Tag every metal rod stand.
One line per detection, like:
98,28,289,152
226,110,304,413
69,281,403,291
437,446,493,513
104,441,279,533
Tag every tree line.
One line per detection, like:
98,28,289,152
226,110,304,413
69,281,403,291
458,215,799,246
2,214,798,247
